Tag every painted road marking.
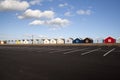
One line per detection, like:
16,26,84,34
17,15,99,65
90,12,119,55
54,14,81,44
103,48,115,56
36,48,61,52
64,48,89,54
81,48,101,55
49,49,75,53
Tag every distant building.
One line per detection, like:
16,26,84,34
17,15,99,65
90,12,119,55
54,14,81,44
50,39,57,44
94,38,104,43
43,39,50,44
6,40,11,44
57,38,65,44
20,39,24,44
9,40,15,44
103,36,116,43
37,39,44,44
33,39,40,44
73,38,83,44
116,37,120,43
0,41,4,44
83,38,93,43
65,38,73,44
24,39,29,44
16,40,21,44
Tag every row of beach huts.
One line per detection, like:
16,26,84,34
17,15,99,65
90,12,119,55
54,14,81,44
0,36,120,45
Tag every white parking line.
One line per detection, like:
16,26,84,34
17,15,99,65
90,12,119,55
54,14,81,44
103,48,115,56
49,49,75,53
36,48,61,52
81,48,101,55
63,48,89,54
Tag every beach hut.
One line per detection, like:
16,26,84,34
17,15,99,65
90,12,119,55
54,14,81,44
4,40,7,44
39,39,44,44
116,37,120,43
83,38,93,43
1,40,7,44
50,39,57,44
33,39,39,44
103,36,116,43
94,38,104,43
65,38,73,44
16,40,21,44
20,39,29,44
33,39,44,44
13,40,16,44
20,39,24,44
7,40,11,44
73,38,83,44
43,39,50,44
0,41,4,44
57,38,65,44
25,39,33,44
29,39,32,44
6,40,9,44
9,40,15,44
23,39,29,44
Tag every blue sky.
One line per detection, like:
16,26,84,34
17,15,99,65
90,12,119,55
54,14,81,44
0,0,120,40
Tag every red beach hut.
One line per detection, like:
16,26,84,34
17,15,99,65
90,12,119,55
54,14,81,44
104,36,116,43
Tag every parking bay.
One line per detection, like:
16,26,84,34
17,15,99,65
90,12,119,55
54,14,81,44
0,45,120,80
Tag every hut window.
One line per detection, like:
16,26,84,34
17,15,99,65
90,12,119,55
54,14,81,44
8,40,10,42
76,40,79,43
85,39,89,43
108,39,111,42
67,40,69,42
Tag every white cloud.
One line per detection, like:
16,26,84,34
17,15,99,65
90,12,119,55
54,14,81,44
47,18,70,27
18,9,55,19
0,0,29,11
58,3,74,10
29,0,42,5
29,20,45,25
42,10,55,19
59,3,68,7
64,11,73,16
29,18,70,29
76,9,92,15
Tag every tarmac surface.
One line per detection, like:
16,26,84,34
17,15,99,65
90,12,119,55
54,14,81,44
0,45,120,80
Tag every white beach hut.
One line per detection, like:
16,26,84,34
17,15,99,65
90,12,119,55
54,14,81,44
33,39,44,44
116,37,120,43
94,38,104,43
33,39,38,44
9,40,15,44
65,38,73,44
23,39,29,44
43,39,50,44
57,38,65,44
50,39,57,44
20,39,24,44
5,40,10,44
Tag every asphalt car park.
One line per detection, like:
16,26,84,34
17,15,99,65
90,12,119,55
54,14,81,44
0,45,120,80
